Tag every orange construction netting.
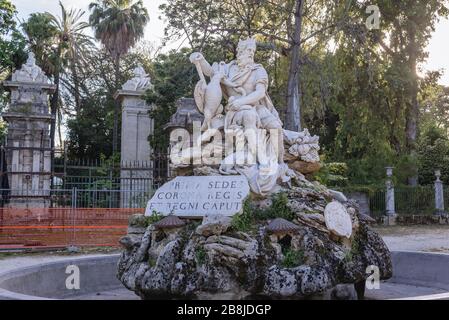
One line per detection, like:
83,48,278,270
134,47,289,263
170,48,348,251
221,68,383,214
0,208,144,249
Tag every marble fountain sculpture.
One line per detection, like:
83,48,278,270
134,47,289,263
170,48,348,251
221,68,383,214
117,37,392,300
167,37,320,196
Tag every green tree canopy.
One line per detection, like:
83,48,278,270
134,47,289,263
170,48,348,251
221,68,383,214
89,0,150,154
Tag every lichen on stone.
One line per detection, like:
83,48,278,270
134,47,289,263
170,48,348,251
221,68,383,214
117,185,392,300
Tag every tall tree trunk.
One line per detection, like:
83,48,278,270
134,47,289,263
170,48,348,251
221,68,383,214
405,26,419,186
50,44,62,189
57,107,63,152
285,0,304,132
112,55,121,156
72,57,81,113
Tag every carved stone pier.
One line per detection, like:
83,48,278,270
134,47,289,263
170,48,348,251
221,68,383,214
115,65,154,208
1,53,55,207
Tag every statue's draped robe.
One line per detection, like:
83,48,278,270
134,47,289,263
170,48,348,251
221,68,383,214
215,61,291,195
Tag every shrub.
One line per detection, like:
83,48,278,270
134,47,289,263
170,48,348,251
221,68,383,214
281,249,305,268
314,162,349,187
231,199,254,232
231,193,296,232
268,193,295,220
145,210,163,226
195,246,207,265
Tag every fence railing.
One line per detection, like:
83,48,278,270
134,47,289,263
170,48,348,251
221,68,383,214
0,188,152,250
395,186,435,215
369,190,386,216
0,208,143,248
0,183,447,250
0,188,155,209
355,186,444,217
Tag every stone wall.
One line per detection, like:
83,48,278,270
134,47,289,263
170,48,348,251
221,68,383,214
346,192,371,216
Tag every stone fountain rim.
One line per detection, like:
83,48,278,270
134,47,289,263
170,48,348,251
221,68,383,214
0,254,120,300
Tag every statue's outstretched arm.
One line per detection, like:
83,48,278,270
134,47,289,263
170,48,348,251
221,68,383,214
189,52,213,77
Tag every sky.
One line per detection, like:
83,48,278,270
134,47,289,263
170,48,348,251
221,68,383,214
11,0,449,86
13,0,168,46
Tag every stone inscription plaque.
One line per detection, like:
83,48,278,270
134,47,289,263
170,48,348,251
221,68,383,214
145,175,250,217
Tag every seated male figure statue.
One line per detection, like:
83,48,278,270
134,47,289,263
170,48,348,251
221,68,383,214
190,37,284,165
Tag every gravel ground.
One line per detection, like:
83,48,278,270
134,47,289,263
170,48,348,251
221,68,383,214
373,225,449,253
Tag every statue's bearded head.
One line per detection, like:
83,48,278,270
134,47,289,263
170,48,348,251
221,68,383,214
237,37,256,68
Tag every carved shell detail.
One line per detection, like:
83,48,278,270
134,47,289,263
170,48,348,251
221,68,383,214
266,218,300,234
153,215,186,229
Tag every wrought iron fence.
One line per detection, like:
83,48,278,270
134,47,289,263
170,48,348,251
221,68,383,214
369,190,386,217
0,188,155,209
394,186,435,215
52,156,169,191
345,185,444,216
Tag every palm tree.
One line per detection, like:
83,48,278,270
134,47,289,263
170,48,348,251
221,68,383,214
23,3,94,162
47,2,95,160
49,2,95,113
89,0,150,154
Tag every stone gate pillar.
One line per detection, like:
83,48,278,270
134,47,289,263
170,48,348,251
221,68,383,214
1,53,55,207
384,166,397,225
115,65,153,208
434,170,445,215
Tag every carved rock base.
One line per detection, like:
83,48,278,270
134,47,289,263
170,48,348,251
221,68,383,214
288,160,321,175
118,186,392,300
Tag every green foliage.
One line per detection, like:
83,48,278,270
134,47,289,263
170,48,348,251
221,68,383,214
0,0,26,107
266,193,295,221
417,124,449,185
0,120,6,144
0,0,26,75
145,211,163,226
231,193,295,231
21,12,59,76
281,249,304,268
195,246,207,265
89,0,149,60
97,153,121,175
4,0,448,185
88,0,150,153
420,72,449,135
146,48,197,150
344,236,361,262
305,1,449,186
314,162,349,187
148,256,156,267
66,93,115,158
65,49,152,159
394,185,435,215
231,199,254,232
